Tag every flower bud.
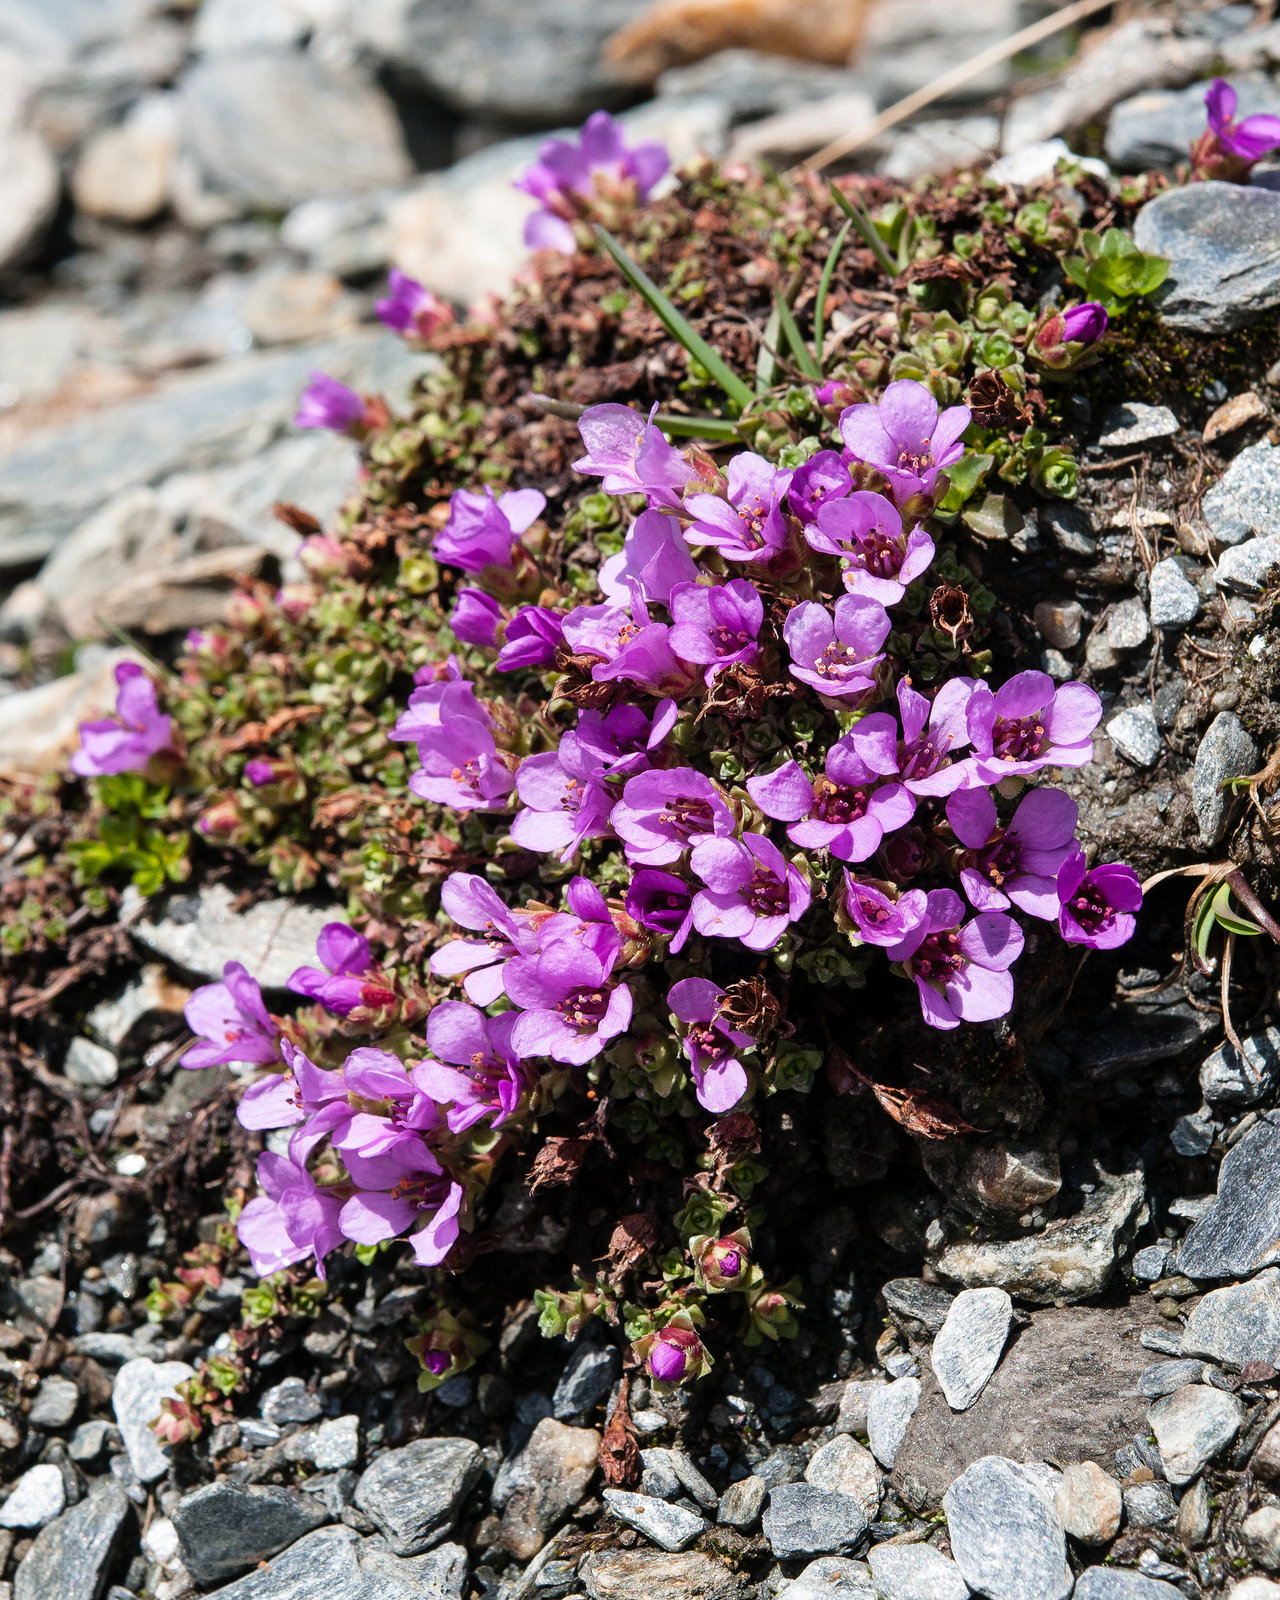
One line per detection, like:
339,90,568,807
691,1227,753,1292
1030,301,1107,374
198,793,249,842
633,1313,712,1387
276,582,318,622
224,590,269,631
298,534,352,579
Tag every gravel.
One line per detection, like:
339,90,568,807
866,1377,920,1468
717,1474,766,1530
760,1482,869,1559
0,1464,66,1528
803,1434,881,1520
602,1490,706,1552
866,1542,969,1599
1097,403,1179,447
111,1357,195,1485
1147,1384,1244,1483
1106,705,1162,767
172,1481,330,1585
1148,558,1201,628
1192,711,1258,845
353,1438,483,1556
1181,1266,1280,1368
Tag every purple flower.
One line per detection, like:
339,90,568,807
574,404,698,509
641,1319,709,1385
599,510,699,605
625,867,694,952
429,872,540,1005
1056,849,1142,950
787,449,852,524
516,110,668,253
668,579,762,684
807,491,935,605
747,737,914,862
684,452,794,564
237,1147,346,1279
783,594,890,700
504,937,633,1065
237,1039,348,1132
497,606,565,671
451,588,503,648
434,486,546,573
965,670,1102,782
375,269,453,339
331,1049,443,1182
668,977,752,1112
839,379,970,504
572,701,676,778
391,663,488,746
562,598,693,696
182,961,279,1070
1061,302,1108,344
947,785,1079,919
611,767,735,865
408,716,517,812
884,680,977,797
843,876,931,947
886,890,1024,1031
337,1129,464,1268
416,1004,526,1132
245,759,274,787
294,371,367,436
1031,302,1109,371
71,663,179,778
1205,77,1280,163
689,832,811,950
287,923,374,1016
510,737,614,861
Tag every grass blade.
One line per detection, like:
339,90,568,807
774,290,823,383
813,218,851,361
828,183,898,279
594,225,755,412
526,393,738,442
756,304,781,395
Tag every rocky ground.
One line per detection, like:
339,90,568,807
8,3,1280,1600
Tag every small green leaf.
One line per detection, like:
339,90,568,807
813,218,851,360
828,183,898,278
593,226,753,411
774,291,823,382
756,304,781,395
1209,881,1263,939
1193,894,1218,966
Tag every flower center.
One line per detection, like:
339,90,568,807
814,779,869,825
745,866,788,917
896,443,934,476
993,711,1048,763
849,525,902,579
449,758,484,795
718,1249,741,1278
851,892,890,926
736,493,769,549
555,986,609,1030
711,625,753,654
912,929,964,985
1068,882,1115,937
658,795,715,838
814,640,868,683
899,730,950,781
980,835,1020,886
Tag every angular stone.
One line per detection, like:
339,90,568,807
717,1474,766,1531
1179,1113,1280,1279
191,1525,466,1599
1148,1384,1244,1484
172,1482,330,1585
779,1556,875,1598
499,1418,600,1560
1205,442,1280,545
306,1416,361,1472
14,1478,129,1600
1140,1359,1207,1399
1192,711,1259,845
1098,404,1179,448
1178,1474,1212,1547
579,1547,747,1600
866,1377,920,1469
866,1543,968,1599
1073,1570,1184,1599
1217,535,1280,593
943,1456,1071,1600
893,1301,1166,1509
760,1483,868,1560
0,55,57,275
1107,705,1162,767
112,1357,195,1485
61,1036,118,1090
1135,183,1280,333
1229,1582,1280,1600
353,1438,482,1556
1053,1460,1121,1545
0,1465,65,1528
659,48,870,121
931,1287,1012,1411
1183,1268,1280,1370
1149,558,1202,629
135,884,347,990
552,1340,619,1421
835,1379,886,1437
259,1377,322,1426
882,1280,954,1336
1033,601,1084,651
603,1490,705,1552
1123,1479,1177,1529
803,1434,880,1521
934,1165,1145,1304
28,1375,78,1429
1243,1505,1280,1572
1201,1030,1280,1106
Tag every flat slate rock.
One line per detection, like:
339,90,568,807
602,1490,706,1552
579,1547,749,1600
199,1525,466,1599
1179,1111,1280,1279
1134,181,1280,333
943,1456,1071,1600
1202,441,1280,545
930,1286,1012,1411
1073,1569,1185,1599
1201,1029,1280,1106
1192,711,1260,847
172,1481,330,1585
353,1438,482,1556
778,1556,874,1598
866,1541,968,1599
14,1478,130,1600
1181,1267,1280,1370
892,1300,1163,1509
866,1377,920,1468
1107,78,1280,170
760,1483,869,1559
135,883,347,990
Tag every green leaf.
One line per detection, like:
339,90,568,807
962,492,1024,542
756,304,781,395
935,452,993,516
653,412,740,441
1209,882,1263,939
1193,893,1219,966
828,183,898,278
813,218,851,359
593,226,754,411
774,290,823,382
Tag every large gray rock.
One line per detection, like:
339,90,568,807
112,1356,195,1485
930,1287,1012,1411
933,1165,1145,1304
658,49,871,121
1147,1384,1243,1484
1107,77,1280,170
866,1542,968,1599
1192,711,1259,845
761,1483,869,1559
172,1482,330,1585
803,1434,881,1522
0,51,57,274
579,1547,748,1600
498,1417,600,1560
1182,1267,1280,1369
943,1456,1071,1600
1179,1112,1280,1279
196,1525,466,1599
353,1438,482,1556
892,1301,1166,1509
1217,535,1280,594
603,1490,706,1552
179,50,411,210
13,1478,130,1600
1134,182,1280,333
1203,441,1280,546
1073,1570,1184,1600
357,0,649,124
1201,1029,1280,1106
134,883,347,990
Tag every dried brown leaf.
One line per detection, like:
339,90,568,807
599,1375,641,1489
526,1136,590,1193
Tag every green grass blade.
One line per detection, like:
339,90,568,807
756,304,781,395
774,290,823,383
594,225,755,412
813,218,851,361
828,183,897,279
654,412,741,441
